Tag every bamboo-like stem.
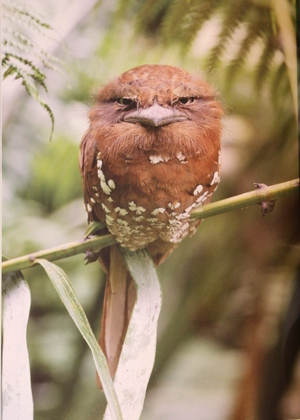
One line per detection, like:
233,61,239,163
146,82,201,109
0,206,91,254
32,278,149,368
191,178,299,220
2,234,116,274
2,179,298,275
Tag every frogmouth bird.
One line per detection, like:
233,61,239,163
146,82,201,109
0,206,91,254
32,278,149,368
79,64,223,382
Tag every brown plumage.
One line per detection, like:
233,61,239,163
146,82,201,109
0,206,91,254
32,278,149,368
79,64,223,383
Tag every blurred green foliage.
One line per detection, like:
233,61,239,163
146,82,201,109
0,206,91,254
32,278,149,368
2,0,298,419
21,139,82,213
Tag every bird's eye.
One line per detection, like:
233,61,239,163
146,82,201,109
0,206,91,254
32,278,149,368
178,97,195,104
116,97,135,106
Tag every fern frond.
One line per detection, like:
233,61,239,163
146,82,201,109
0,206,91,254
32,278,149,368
225,19,265,87
2,0,65,139
3,31,64,77
162,0,218,49
270,62,289,107
255,35,278,89
134,0,171,39
2,52,47,91
3,3,52,34
3,55,54,137
206,0,251,68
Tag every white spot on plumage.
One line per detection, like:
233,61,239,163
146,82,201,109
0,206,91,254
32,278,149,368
176,151,187,162
128,201,137,210
196,191,209,204
86,203,92,213
167,202,181,210
149,155,170,164
101,203,111,213
167,203,174,209
97,164,115,195
133,216,144,222
168,219,181,225
128,201,145,214
135,206,146,215
132,216,144,222
182,222,190,231
115,207,128,216
176,213,188,220
151,207,166,215
117,219,129,226
147,217,158,223
90,197,96,204
193,184,204,196
100,180,112,195
185,203,197,213
97,169,104,179
210,171,220,185
119,209,128,216
108,179,115,189
133,225,145,231
105,215,114,225
160,218,194,243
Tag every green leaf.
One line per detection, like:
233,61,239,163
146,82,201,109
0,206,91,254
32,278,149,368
2,269,33,420
84,221,106,238
103,248,162,420
35,259,123,420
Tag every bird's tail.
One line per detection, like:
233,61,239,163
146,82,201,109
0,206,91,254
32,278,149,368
97,245,136,387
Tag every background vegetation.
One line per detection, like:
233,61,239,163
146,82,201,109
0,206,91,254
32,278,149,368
2,0,299,419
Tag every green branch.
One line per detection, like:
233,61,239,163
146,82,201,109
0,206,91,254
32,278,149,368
2,179,298,275
2,234,116,275
191,178,299,219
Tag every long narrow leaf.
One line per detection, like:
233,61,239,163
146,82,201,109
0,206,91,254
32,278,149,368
2,270,33,420
104,248,162,420
35,259,122,420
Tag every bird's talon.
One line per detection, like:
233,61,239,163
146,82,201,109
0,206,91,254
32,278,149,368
84,249,100,264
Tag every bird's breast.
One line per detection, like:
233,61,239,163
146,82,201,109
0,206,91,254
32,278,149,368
85,150,220,251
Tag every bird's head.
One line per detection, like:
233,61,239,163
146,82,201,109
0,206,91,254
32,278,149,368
88,64,223,160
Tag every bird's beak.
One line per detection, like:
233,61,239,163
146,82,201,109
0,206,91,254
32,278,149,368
123,102,188,127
